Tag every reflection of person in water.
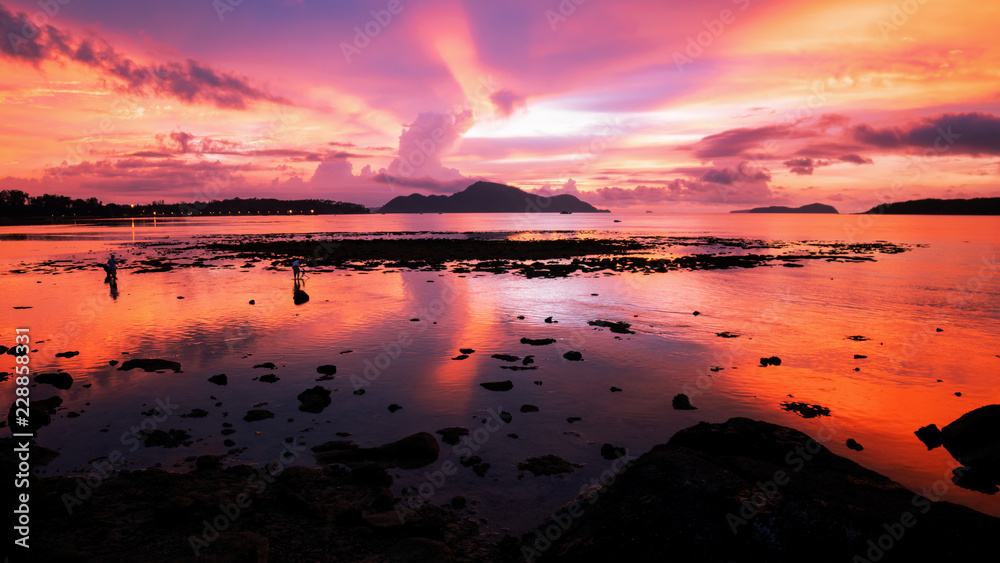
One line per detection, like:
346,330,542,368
293,278,309,305
109,279,119,300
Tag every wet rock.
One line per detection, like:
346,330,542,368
544,316,555,323
34,372,73,390
435,427,470,445
249,300,255,305
672,394,697,410
760,356,782,366
480,380,513,391
567,417,582,423
459,348,475,354
108,360,119,366
223,439,235,447
258,373,280,383
460,455,482,467
610,386,623,392
388,404,402,413
563,351,583,361
117,358,181,373
588,320,635,334
208,374,228,385
472,463,490,477
55,351,80,358
451,496,467,509
520,404,539,413
499,411,513,423
500,365,537,371
601,443,627,460
138,429,191,448
518,455,577,476
253,362,276,369
523,355,535,365
692,311,701,316
854,354,867,359
781,402,831,418
915,424,943,449
316,365,337,376
846,335,870,341
181,408,209,419
940,404,1000,494
936,327,944,332
521,337,557,346
243,409,275,422
536,417,1000,561
353,389,365,396
452,354,469,360
297,386,331,413
312,432,440,469
846,438,864,451
491,354,519,362
715,332,740,338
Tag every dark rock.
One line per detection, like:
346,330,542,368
588,320,635,334
34,372,73,390
544,316,555,323
523,355,535,365
436,427,470,445
208,374,228,385
109,360,119,366
567,417,582,423
518,455,577,476
451,496,467,509
563,351,583,361
249,299,255,305
195,455,222,471
846,335,870,341
353,389,365,396
480,380,513,391
854,354,867,359
350,464,392,487
600,443,627,460
940,404,1000,494
181,408,209,418
472,463,490,477
459,348,475,354
138,429,191,448
716,332,740,338
692,311,700,315
915,424,943,449
491,354,519,362
521,337,557,346
258,373,280,383
780,402,830,418
452,354,469,360
459,455,482,467
55,351,80,358
316,365,337,376
508,433,519,439
955,392,963,397
499,411,513,423
500,365,537,371
117,358,181,372
936,327,944,332
760,356,782,366
297,386,331,413
672,394,697,410
223,439,235,447
535,417,1000,561
243,409,275,422
388,404,402,413
610,386,623,392
312,432,440,469
846,438,864,451
253,362,277,369
520,404,539,413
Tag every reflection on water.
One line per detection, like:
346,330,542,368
1,213,998,534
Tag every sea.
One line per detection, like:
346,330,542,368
1,212,998,535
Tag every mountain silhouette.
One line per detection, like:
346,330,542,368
379,181,609,213
863,197,1000,215
731,203,838,214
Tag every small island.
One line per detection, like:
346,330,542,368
379,181,609,213
863,197,1000,215
731,203,839,214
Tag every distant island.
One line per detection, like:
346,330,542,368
731,203,839,214
379,181,610,213
0,189,369,223
863,197,1000,215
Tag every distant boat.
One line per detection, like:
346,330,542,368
560,211,572,214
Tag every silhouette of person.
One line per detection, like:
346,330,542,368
292,258,302,280
107,254,119,281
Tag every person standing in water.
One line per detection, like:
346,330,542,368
292,258,302,280
106,254,119,281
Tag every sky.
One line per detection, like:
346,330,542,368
1,0,999,212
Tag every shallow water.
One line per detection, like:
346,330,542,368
1,212,998,534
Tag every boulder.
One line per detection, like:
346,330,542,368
297,386,331,414
117,359,181,372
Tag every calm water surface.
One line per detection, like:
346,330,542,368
1,212,998,534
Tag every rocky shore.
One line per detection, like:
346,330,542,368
6,416,998,562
